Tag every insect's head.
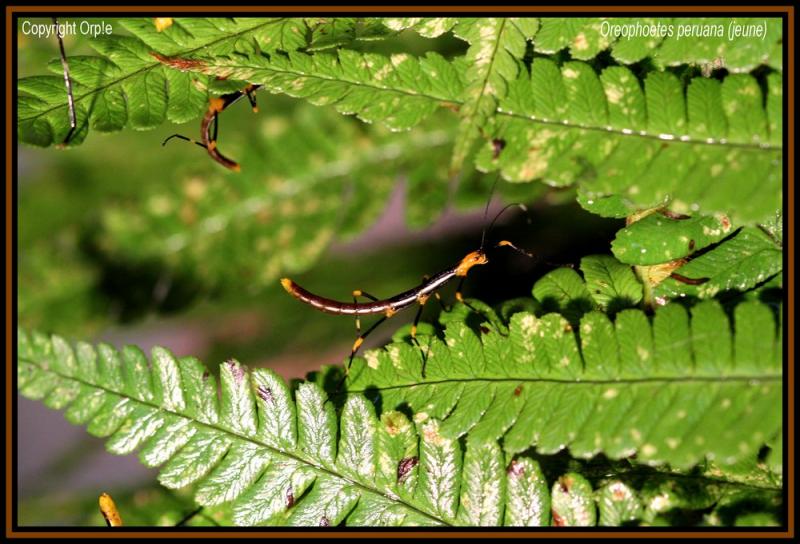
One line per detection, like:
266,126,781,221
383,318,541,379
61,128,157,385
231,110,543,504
455,250,489,276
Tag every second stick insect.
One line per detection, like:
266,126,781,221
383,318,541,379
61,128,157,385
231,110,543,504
281,201,534,381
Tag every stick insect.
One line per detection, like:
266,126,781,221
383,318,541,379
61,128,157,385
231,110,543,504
162,83,263,172
53,17,77,145
281,196,535,384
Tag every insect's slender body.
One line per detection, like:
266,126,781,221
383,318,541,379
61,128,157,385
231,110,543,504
281,250,487,317
163,84,262,171
53,17,77,144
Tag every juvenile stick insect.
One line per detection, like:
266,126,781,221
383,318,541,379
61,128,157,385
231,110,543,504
162,83,262,172
53,17,77,145
281,191,535,386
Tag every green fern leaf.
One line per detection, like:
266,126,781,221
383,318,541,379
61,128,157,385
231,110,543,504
18,309,782,526
533,17,781,72
18,18,310,146
346,296,781,470
449,18,538,173
477,58,781,225
382,17,459,38
580,255,643,311
653,225,783,299
597,480,643,526
551,473,597,526
190,49,464,131
612,213,735,266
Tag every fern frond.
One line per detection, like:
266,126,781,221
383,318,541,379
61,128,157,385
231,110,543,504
385,17,782,71
18,17,309,146
346,296,781,470
535,17,782,71
476,60,781,225
18,309,781,526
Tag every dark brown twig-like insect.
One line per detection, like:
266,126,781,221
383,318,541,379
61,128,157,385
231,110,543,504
53,17,77,144
162,83,262,171
281,199,534,384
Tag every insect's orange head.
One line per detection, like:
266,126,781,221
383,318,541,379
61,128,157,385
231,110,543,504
455,250,488,277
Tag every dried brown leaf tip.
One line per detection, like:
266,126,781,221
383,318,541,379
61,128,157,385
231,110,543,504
150,52,206,72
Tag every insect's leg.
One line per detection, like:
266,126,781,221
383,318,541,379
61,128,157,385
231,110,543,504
347,314,388,374
670,272,709,285
53,18,77,144
162,134,207,149
334,314,389,397
212,110,219,145
454,276,483,314
454,276,467,305
245,86,259,113
410,294,430,377
352,289,379,342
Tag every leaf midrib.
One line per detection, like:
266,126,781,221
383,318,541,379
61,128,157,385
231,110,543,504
199,60,781,153
457,18,509,141
20,356,448,527
344,373,782,395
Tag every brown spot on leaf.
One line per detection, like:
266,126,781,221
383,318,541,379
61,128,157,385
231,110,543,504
552,510,566,526
202,371,209,381
513,385,523,397
397,456,419,484
319,515,331,527
688,239,696,251
658,208,690,220
506,459,525,478
492,138,506,159
257,385,274,403
286,486,294,508
558,475,573,493
226,360,245,385
150,52,206,72
440,101,460,113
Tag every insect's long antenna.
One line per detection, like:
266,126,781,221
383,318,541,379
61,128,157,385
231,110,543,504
54,17,77,144
484,202,529,246
479,174,502,251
